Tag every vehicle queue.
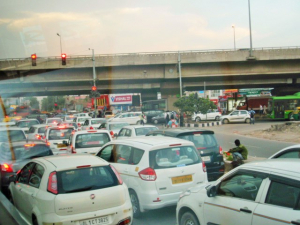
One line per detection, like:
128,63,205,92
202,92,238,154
0,109,299,225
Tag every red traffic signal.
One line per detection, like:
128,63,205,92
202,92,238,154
31,54,37,66
91,86,97,91
61,53,66,65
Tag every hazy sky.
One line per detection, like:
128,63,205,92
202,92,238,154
0,0,299,59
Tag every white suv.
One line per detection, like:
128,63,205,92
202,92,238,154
176,159,300,225
95,136,208,218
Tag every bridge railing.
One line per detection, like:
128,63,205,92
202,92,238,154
1,46,300,61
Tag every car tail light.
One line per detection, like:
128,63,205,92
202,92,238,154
77,165,91,168
46,140,50,146
47,171,58,194
118,217,131,225
1,163,13,172
35,134,41,140
169,144,181,147
197,147,206,150
110,165,123,184
24,144,35,147
110,131,114,137
89,126,94,130
138,167,157,181
202,161,207,173
219,146,223,155
77,123,81,127
71,145,76,153
71,130,76,135
88,130,97,133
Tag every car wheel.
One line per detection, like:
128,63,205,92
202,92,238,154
154,119,158,124
32,215,38,225
245,118,250,123
180,211,199,225
223,118,229,124
129,190,142,218
215,116,220,121
195,117,201,122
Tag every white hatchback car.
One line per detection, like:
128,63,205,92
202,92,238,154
192,109,222,122
95,136,208,218
45,118,63,127
73,116,91,129
67,130,112,154
220,110,251,124
8,154,133,225
43,125,75,154
176,159,300,225
81,118,107,130
27,124,48,141
108,112,146,125
116,125,158,139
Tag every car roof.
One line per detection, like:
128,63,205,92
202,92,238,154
0,140,47,147
240,159,300,178
35,154,108,170
0,127,25,131
47,117,62,120
18,119,39,121
30,124,48,128
122,125,157,129
106,121,130,124
74,130,110,135
109,136,194,149
147,128,214,136
268,144,300,159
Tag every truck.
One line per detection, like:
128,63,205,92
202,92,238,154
237,96,270,112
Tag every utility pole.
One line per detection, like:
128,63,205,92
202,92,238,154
248,0,253,57
90,48,97,118
178,51,182,97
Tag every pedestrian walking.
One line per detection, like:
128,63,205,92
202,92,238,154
140,112,145,125
259,105,263,116
249,108,255,125
167,115,178,128
165,111,170,127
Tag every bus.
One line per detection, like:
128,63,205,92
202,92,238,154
268,92,300,120
142,99,167,111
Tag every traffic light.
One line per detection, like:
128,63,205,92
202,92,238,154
90,86,100,98
92,86,97,91
61,53,66,65
31,54,37,66
54,102,58,110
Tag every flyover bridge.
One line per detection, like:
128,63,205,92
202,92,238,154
0,47,300,100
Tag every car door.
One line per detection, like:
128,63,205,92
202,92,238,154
229,111,240,122
252,175,300,225
240,111,249,122
203,170,266,225
12,162,36,220
27,126,35,140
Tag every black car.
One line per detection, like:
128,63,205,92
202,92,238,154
146,129,224,181
144,110,164,123
0,141,53,194
151,113,166,124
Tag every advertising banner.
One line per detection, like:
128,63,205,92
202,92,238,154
109,94,132,105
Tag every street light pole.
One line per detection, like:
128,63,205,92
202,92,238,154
248,0,253,57
232,25,236,50
89,48,97,117
57,33,62,55
178,51,182,97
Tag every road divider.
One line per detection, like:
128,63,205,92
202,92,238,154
185,121,222,127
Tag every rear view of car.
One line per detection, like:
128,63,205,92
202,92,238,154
96,137,208,218
8,154,132,225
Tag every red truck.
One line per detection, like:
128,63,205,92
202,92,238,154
237,96,270,112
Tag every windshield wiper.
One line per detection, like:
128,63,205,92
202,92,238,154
65,186,93,193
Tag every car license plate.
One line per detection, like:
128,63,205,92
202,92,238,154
172,175,192,184
79,216,109,225
202,156,211,162
57,143,66,148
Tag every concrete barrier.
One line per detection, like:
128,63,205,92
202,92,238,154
0,192,26,225
184,121,222,128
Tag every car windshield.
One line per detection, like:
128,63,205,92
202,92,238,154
17,120,39,128
48,128,73,140
149,146,200,169
0,130,26,142
135,127,158,136
0,144,53,161
75,133,110,148
178,133,218,149
57,166,118,194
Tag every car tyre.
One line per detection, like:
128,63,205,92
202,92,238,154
129,190,142,218
215,116,220,121
223,118,229,124
245,118,250,123
195,117,201,122
180,211,200,225
153,119,158,124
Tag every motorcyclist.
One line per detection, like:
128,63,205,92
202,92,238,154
228,139,248,167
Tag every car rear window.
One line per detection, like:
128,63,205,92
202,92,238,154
91,119,105,125
149,146,201,169
49,128,73,140
109,123,128,130
47,119,62,124
178,133,218,149
0,130,26,142
75,133,110,148
17,120,39,128
38,127,46,133
57,166,118,194
135,127,158,136
0,144,52,161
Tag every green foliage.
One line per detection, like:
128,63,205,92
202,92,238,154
24,97,39,109
41,96,66,111
173,93,217,115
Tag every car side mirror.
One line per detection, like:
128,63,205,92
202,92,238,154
9,174,17,184
206,185,217,197
24,130,29,134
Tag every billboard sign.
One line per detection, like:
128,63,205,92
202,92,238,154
109,94,132,105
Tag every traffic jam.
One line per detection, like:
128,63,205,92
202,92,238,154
1,91,300,225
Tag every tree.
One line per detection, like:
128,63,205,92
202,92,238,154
24,97,40,109
173,93,216,115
